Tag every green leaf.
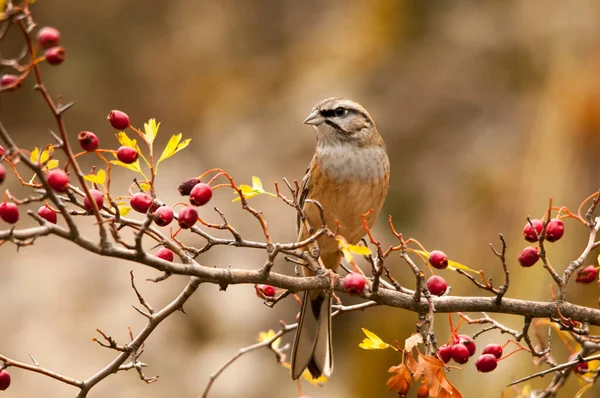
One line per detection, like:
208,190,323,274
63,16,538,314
414,250,478,273
157,133,190,169
232,176,276,202
143,119,159,145
83,169,106,186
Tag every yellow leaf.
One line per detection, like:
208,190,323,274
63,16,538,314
257,329,281,350
83,169,106,186
404,333,423,352
139,182,151,192
414,250,478,273
40,145,54,164
46,159,59,170
143,119,160,145
232,176,277,202
337,237,371,262
115,131,137,149
118,205,131,216
359,327,395,350
111,159,143,174
30,147,40,163
281,363,328,386
157,134,191,167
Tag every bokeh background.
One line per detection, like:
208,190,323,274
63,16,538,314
1,0,600,397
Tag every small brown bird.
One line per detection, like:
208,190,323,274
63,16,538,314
290,98,390,380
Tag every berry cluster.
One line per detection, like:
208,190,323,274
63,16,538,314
518,218,564,267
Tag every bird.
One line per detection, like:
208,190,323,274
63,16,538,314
290,97,390,380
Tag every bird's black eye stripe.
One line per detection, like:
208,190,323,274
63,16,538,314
320,109,335,118
320,107,348,118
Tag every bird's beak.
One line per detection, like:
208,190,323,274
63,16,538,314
303,109,325,126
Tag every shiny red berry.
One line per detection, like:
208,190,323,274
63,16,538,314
130,193,153,213
0,369,10,391
0,163,5,184
429,250,448,270
518,246,539,267
178,206,198,229
258,284,276,297
78,131,99,151
575,265,597,284
45,46,65,65
343,272,367,295
189,183,213,206
426,275,447,296
107,110,130,130
0,145,5,157
456,334,476,357
1,74,21,90
438,344,452,363
116,146,138,164
523,219,543,243
37,26,60,49
47,169,70,192
154,206,174,227
450,343,470,364
178,178,201,196
83,189,104,211
545,219,564,242
475,354,498,372
156,247,174,262
38,205,57,224
0,202,19,224
482,343,503,359
569,354,589,374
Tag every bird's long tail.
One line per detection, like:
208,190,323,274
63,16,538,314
290,290,333,380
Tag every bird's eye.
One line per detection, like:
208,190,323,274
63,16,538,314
334,107,347,117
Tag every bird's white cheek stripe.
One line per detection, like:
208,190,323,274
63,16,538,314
316,145,389,182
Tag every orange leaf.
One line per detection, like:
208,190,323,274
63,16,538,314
387,364,412,395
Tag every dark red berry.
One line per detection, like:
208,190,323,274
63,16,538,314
0,163,5,184
47,169,70,192
0,369,10,391
475,354,498,372
523,219,543,243
545,219,564,242
343,272,367,295
156,247,174,262
258,284,275,297
482,343,503,359
1,74,21,91
107,110,130,130
575,265,597,284
130,193,153,213
426,275,447,296
78,131,99,151
178,178,201,196
0,145,5,157
45,46,65,65
154,206,174,227
429,250,448,270
416,384,429,398
518,246,539,267
450,343,470,364
83,189,104,211
189,183,213,206
438,344,452,363
0,202,19,224
38,205,57,224
569,354,589,374
37,26,60,49
456,334,476,357
178,206,198,229
116,146,138,164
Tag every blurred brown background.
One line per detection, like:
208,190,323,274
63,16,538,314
2,0,600,397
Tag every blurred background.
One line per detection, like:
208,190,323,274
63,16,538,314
1,0,600,396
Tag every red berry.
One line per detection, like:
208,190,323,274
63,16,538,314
47,169,70,192
416,384,429,398
107,110,130,130
426,275,447,296
569,354,589,374
523,219,543,243
156,247,174,262
45,46,65,65
189,183,213,206
78,131,99,151
575,265,597,284
343,272,367,295
178,206,198,229
154,206,174,227
0,163,5,184
116,146,138,164
83,189,104,211
429,250,448,270
450,343,470,364
456,334,476,357
38,205,57,224
545,219,564,242
130,192,153,213
438,344,452,363
482,343,503,359
0,369,10,391
258,284,275,297
0,202,19,224
518,246,539,267
0,145,5,157
37,26,60,49
475,354,498,372
178,178,201,196
1,74,21,90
